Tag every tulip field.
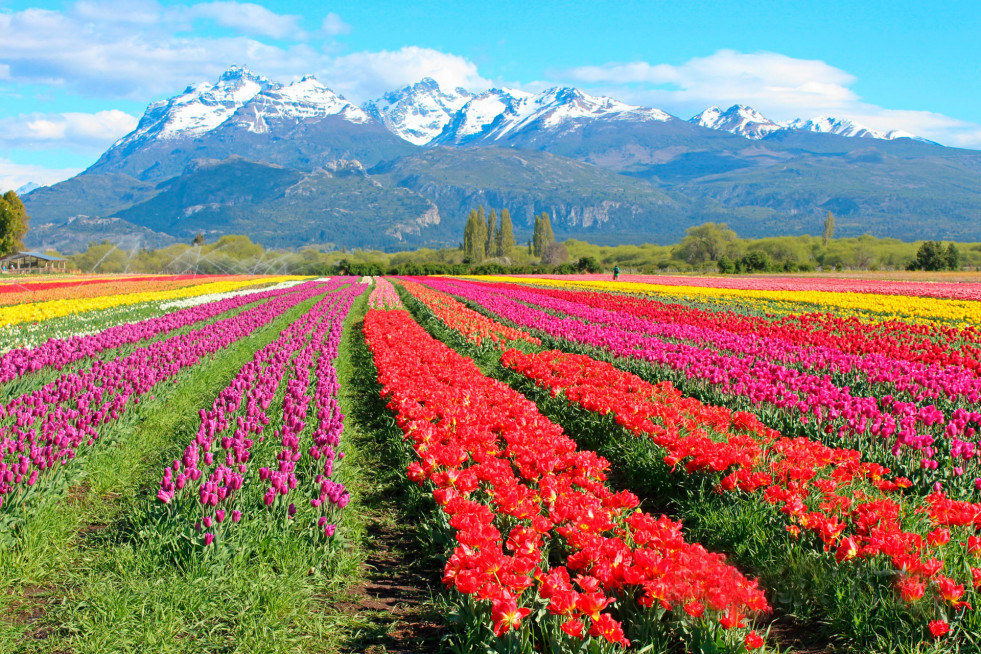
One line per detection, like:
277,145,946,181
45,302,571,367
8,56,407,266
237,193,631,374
2,272,980,653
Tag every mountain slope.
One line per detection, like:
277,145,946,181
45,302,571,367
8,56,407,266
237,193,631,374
112,157,441,249
371,147,689,244
20,68,981,251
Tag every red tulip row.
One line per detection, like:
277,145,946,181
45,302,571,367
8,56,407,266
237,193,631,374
415,277,981,491
399,279,540,348
364,307,769,651
468,280,981,376
500,347,981,639
399,277,980,643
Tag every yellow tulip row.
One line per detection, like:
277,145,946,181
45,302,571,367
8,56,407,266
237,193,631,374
467,276,981,326
0,275,309,329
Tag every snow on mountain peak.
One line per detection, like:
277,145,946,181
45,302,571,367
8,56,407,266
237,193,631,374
692,105,921,142
363,78,474,146
431,85,671,145
111,66,368,148
783,115,913,140
690,104,781,139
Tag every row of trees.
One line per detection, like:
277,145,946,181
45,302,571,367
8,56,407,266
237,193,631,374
0,191,30,257
462,207,564,264
462,207,516,263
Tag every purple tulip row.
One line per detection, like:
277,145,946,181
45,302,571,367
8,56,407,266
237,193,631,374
0,280,312,386
419,278,981,491
472,283,981,409
157,283,361,545
0,280,340,511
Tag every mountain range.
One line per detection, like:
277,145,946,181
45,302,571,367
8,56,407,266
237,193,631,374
22,66,981,253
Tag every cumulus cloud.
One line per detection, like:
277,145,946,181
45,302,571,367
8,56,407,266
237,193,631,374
0,110,139,150
0,1,323,97
186,2,305,40
322,46,492,102
563,50,860,119
0,158,82,193
0,2,486,104
559,49,981,148
320,12,350,36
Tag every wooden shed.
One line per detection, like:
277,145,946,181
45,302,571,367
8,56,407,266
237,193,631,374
0,251,68,273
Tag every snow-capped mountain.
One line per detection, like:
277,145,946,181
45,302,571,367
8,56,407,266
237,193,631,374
690,104,918,141
690,105,782,139
362,77,472,146
89,66,410,182
227,75,370,135
432,86,673,146
109,66,369,152
783,116,916,140
15,182,41,195
431,87,534,145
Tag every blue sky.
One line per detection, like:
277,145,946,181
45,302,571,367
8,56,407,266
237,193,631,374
2,0,980,190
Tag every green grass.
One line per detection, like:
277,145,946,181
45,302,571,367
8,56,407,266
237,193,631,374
0,290,369,653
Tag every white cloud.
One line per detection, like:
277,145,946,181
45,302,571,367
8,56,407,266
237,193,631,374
0,158,82,193
0,1,322,97
0,110,139,150
0,3,485,105
560,49,981,148
320,12,350,36
562,50,860,119
187,2,305,40
321,46,492,102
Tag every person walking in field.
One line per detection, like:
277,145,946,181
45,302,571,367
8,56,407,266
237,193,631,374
613,265,620,281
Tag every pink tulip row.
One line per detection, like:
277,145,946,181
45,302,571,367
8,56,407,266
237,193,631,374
0,280,312,385
0,280,339,511
368,277,403,309
417,278,981,491
157,283,361,544
526,273,981,302
460,281,981,409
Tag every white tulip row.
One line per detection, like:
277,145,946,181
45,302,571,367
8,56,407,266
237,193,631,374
159,280,308,310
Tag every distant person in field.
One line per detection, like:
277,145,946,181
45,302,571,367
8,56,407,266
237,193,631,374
613,265,620,281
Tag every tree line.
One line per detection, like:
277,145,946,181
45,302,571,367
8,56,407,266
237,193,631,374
462,206,515,262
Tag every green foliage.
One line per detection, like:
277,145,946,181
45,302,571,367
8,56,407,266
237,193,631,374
497,208,515,258
674,222,740,265
69,223,981,275
575,256,602,273
463,208,487,263
485,209,497,257
907,241,961,271
823,210,836,246
0,190,29,256
532,211,555,257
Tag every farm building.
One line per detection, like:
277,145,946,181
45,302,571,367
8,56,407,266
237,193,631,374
0,251,68,273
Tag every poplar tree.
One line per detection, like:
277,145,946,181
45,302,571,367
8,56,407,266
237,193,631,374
463,209,486,263
497,208,515,257
486,209,497,257
540,211,555,254
533,214,543,257
822,211,836,247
